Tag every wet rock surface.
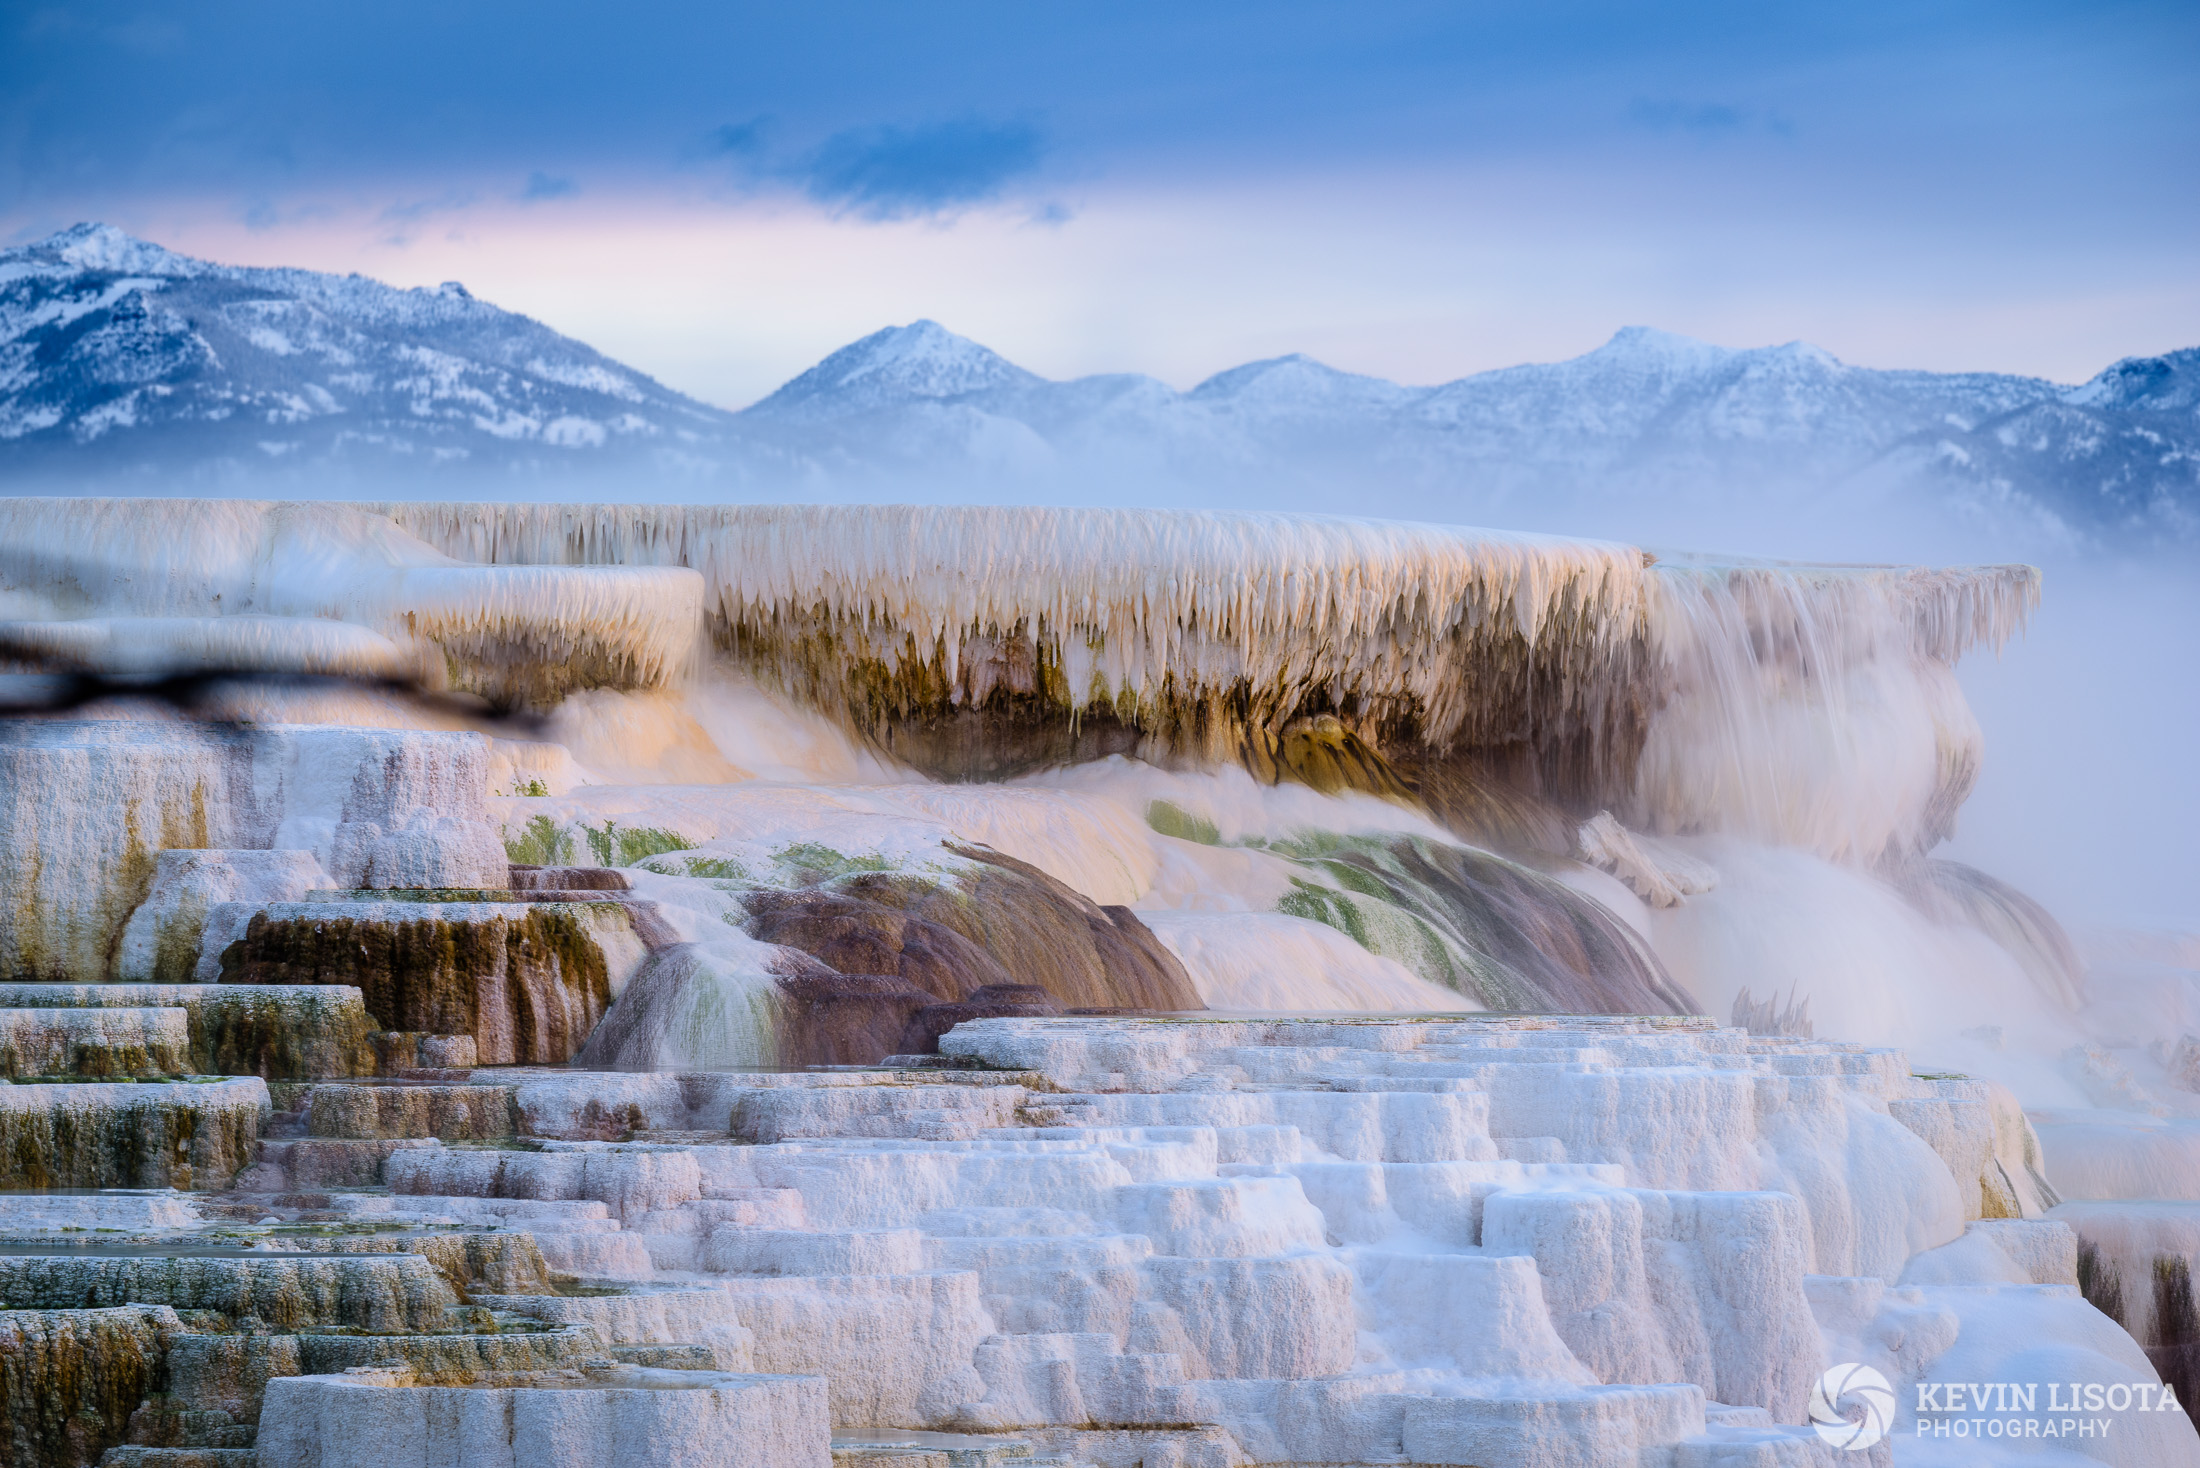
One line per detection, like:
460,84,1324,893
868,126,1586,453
744,844,1200,1034
0,1080,267,1190
0,724,509,984
1275,834,1695,1014
0,985,377,1081
0,1012,2193,1466
220,904,617,1066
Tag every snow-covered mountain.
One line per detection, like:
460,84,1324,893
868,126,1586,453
733,320,2199,549
753,320,1043,419
4,226,2193,549
0,224,761,488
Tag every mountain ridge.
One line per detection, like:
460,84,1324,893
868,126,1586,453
3,225,2193,550
0,222,748,478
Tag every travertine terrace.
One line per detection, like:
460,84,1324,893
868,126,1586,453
0,498,2192,1467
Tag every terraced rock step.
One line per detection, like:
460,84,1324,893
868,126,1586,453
240,1073,524,1188
301,1083,519,1141
364,1031,477,1074
253,1138,441,1189
0,1253,457,1332
0,1193,200,1231
336,1016,2200,1462
279,1228,564,1298
0,1212,740,1466
219,901,638,1065
0,1008,191,1079
507,866,632,892
830,1431,1077,1467
0,1079,267,1190
255,1363,829,1468
0,985,376,1080
0,723,513,987
0,1305,179,1468
3,1012,2192,1467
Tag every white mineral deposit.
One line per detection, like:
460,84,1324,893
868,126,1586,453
0,496,2191,1468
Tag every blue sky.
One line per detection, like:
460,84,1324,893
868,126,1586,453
5,0,2195,404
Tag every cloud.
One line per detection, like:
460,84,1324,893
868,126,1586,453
375,190,477,245
520,171,576,201
380,191,475,223
793,118,1043,220
1629,99,1796,138
692,114,1046,221
701,117,774,159
240,198,337,232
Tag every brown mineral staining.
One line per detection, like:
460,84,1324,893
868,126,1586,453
0,1009,191,1080
254,1229,558,1301
0,985,379,1081
190,989,379,1081
303,1084,517,1143
769,969,940,1069
0,1082,265,1191
506,865,632,892
294,1326,591,1380
746,844,1199,1019
896,984,1064,1056
220,904,613,1066
0,1305,179,1468
0,1255,457,1335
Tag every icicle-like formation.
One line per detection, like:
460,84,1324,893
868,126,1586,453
0,498,702,703
367,503,2034,858
0,499,2034,865
365,501,1658,763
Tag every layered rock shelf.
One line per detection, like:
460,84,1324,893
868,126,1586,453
0,724,509,985
0,1009,191,1080
0,987,376,1081
0,501,2194,1466
254,1364,828,1468
3,1010,2187,1467
0,1080,266,1191
219,901,627,1067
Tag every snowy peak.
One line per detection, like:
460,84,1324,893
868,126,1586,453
10,223,204,279
1583,325,1739,373
1189,354,1418,416
2064,348,2200,414
3,226,2194,546
0,222,732,475
1578,328,1849,387
751,319,1041,418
